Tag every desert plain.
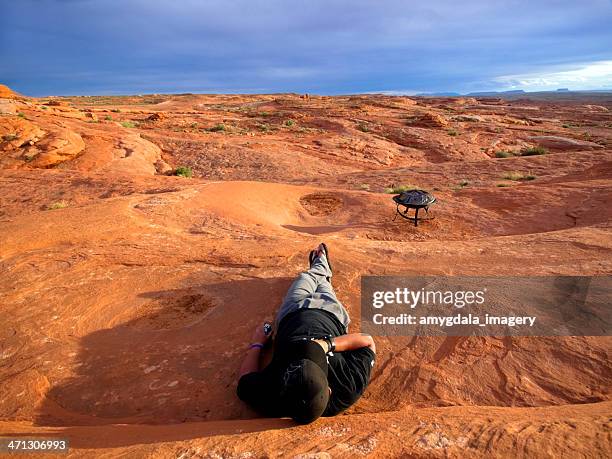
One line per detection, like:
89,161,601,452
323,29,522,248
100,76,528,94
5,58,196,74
0,84,611,457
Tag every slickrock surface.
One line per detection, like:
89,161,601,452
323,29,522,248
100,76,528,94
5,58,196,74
1,88,611,457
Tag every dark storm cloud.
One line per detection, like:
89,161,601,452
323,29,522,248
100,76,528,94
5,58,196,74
1,0,611,95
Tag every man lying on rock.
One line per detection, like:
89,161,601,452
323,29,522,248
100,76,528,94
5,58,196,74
237,243,376,424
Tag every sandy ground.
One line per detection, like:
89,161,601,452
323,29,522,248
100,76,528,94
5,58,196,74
0,86,611,457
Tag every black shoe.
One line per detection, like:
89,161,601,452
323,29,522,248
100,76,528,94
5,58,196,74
308,250,316,267
309,244,333,275
319,243,332,274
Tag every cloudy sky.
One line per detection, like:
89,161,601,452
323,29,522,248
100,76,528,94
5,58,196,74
1,0,611,96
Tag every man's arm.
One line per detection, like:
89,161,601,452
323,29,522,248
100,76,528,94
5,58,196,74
314,333,376,353
239,346,263,377
335,333,376,353
238,322,272,378
320,334,376,416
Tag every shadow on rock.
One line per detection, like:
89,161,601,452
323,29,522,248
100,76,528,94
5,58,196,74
34,277,295,433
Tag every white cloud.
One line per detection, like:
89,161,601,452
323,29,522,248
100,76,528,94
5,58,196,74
494,60,612,91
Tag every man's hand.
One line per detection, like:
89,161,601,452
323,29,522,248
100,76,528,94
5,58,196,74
313,339,330,353
251,321,273,345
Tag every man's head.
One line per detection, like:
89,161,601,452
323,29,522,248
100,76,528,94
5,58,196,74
279,340,329,424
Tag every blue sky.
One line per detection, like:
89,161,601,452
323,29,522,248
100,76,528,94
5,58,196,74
1,0,611,96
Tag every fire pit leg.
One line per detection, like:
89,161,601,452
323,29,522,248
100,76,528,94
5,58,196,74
414,207,419,226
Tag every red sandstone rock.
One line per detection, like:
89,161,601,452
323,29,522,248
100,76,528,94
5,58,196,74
0,85,610,457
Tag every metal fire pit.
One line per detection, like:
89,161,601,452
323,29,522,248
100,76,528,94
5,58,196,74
392,189,436,226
